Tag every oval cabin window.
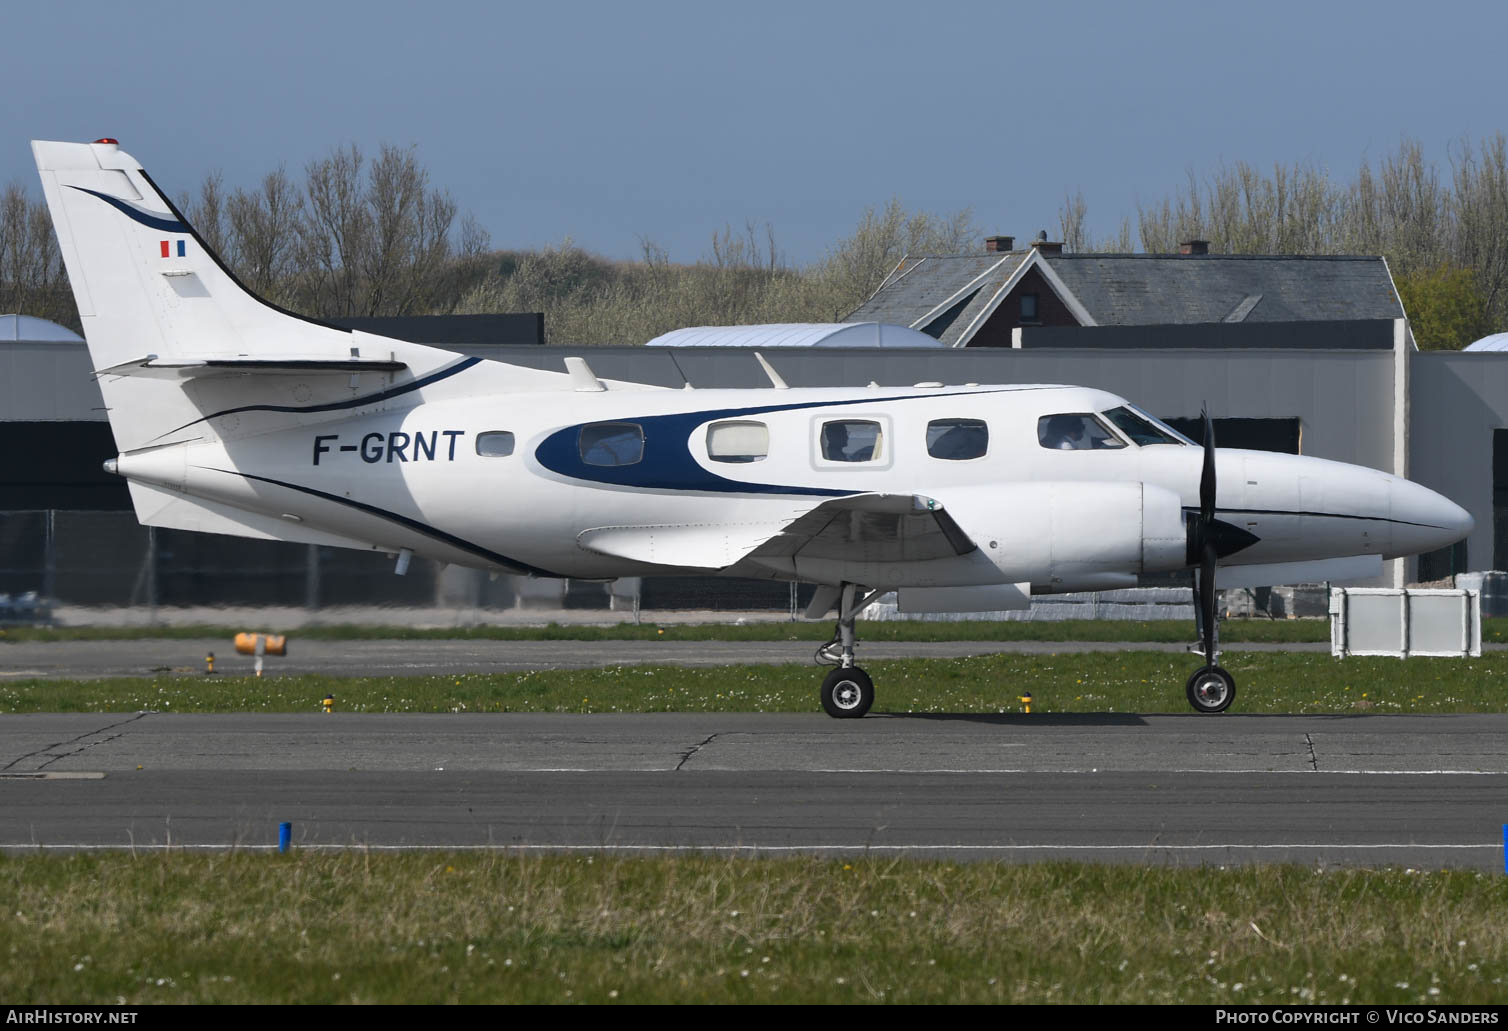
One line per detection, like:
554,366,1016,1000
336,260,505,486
926,419,988,460
706,420,769,463
820,420,883,463
579,422,645,467
475,431,515,457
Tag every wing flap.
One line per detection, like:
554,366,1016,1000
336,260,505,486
748,492,977,565
577,522,795,570
576,493,980,573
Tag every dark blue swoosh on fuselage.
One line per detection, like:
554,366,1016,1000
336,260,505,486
533,389,1009,496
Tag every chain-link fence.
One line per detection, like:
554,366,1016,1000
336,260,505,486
0,509,812,623
2,508,1214,625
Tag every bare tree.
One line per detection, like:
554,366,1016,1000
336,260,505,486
0,183,73,328
225,167,303,300
1059,190,1089,252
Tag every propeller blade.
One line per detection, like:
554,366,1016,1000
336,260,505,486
1199,406,1217,524
1194,406,1221,668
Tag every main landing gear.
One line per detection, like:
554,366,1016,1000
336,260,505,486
816,583,881,719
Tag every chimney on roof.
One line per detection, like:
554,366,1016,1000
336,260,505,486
985,235,1015,253
1179,239,1210,255
1030,230,1063,257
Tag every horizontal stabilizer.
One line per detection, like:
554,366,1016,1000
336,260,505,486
97,355,409,379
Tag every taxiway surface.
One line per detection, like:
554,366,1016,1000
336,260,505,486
3,712,1503,868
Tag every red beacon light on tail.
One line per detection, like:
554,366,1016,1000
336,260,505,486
92,138,118,145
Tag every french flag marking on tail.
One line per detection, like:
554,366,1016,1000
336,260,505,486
159,240,185,258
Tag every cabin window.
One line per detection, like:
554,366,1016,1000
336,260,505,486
1037,413,1125,451
706,420,769,463
927,418,989,460
475,431,515,457
1102,406,1184,446
821,420,883,462
579,422,644,466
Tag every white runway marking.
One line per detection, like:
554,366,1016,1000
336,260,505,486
0,772,106,780
3,842,1499,853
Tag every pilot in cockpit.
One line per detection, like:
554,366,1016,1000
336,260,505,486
1040,413,1121,451
1044,414,1087,450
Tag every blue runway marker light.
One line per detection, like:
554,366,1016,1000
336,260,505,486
279,821,291,854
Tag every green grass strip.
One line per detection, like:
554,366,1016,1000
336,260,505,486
0,617,1341,644
4,651,1506,715
2,853,1504,1004
11,616,1508,645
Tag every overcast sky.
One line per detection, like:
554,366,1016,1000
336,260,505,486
3,0,1505,265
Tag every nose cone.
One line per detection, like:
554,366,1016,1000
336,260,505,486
1388,478,1474,558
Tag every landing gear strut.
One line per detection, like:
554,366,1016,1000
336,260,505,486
816,583,881,718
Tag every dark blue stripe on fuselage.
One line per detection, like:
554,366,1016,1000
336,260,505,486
67,186,189,234
172,357,484,433
533,389,1011,496
225,469,563,577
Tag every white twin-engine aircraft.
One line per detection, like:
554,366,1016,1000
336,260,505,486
33,138,1473,717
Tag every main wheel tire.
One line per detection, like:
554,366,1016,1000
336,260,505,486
821,666,875,719
1186,665,1236,714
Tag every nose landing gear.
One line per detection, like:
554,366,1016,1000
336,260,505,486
815,582,881,719
1186,664,1236,714
1184,406,1247,714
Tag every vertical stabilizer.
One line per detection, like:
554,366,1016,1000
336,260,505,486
31,139,465,451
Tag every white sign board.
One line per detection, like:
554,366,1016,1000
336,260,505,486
1329,588,1481,658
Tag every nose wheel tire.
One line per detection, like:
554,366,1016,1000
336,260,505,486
1186,665,1236,714
821,667,875,719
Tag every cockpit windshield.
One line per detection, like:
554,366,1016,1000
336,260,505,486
1037,413,1126,450
1103,406,1190,446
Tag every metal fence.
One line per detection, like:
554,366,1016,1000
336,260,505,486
2,508,1225,625
0,509,813,622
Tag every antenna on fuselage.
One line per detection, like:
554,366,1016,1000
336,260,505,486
564,356,606,392
753,351,788,389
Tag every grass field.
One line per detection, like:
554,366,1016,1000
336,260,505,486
2,852,1504,1004
3,650,1506,715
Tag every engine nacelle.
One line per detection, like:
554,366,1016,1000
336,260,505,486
943,480,1185,592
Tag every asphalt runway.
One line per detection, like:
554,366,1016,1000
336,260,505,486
3,711,1505,868
0,637,1335,679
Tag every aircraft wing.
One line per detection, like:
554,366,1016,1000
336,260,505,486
577,493,977,572
741,492,977,566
